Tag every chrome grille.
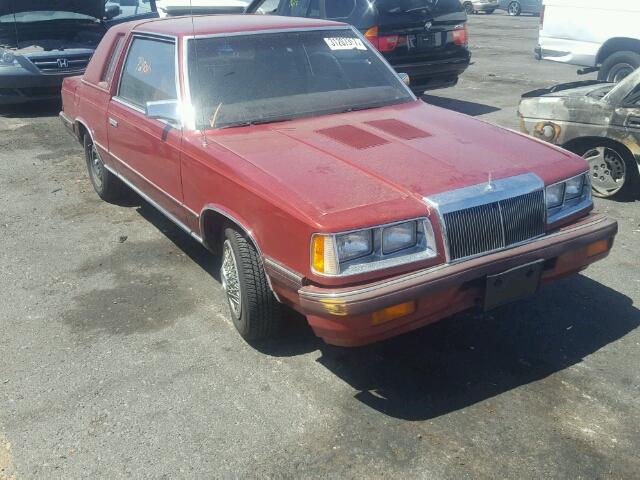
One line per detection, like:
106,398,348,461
443,190,545,261
28,54,92,75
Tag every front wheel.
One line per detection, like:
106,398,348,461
220,227,281,341
507,1,521,15
597,51,640,83
577,143,639,199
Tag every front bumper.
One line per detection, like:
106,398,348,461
298,214,617,346
0,67,72,105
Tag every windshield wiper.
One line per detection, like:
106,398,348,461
216,116,295,130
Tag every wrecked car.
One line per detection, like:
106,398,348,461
519,68,640,199
60,15,617,347
0,0,157,105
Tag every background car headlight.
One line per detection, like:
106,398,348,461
0,49,18,67
336,231,372,262
545,182,565,208
382,221,417,254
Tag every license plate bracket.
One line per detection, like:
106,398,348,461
484,260,543,311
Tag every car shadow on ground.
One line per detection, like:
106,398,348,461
422,94,501,116
131,194,639,421
0,100,61,119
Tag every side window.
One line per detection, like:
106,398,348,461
101,35,125,84
325,0,356,19
255,0,280,14
109,0,153,20
278,0,312,16
118,37,177,109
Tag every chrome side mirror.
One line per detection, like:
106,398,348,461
398,72,410,87
145,100,181,125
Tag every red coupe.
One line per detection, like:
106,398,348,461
60,15,617,347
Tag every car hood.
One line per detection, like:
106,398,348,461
0,0,105,19
210,101,586,227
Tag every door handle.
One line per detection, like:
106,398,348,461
627,116,640,128
109,118,118,128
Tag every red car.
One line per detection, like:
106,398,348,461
60,15,617,347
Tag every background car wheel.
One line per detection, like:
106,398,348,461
83,134,128,202
597,51,640,83
221,227,281,341
575,142,639,199
464,2,474,14
507,1,521,15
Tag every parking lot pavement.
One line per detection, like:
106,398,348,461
1,12,638,480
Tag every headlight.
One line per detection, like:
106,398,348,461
546,172,592,224
382,221,417,254
336,231,372,262
534,121,561,142
545,182,565,208
311,218,437,276
0,49,18,67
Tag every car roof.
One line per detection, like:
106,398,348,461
128,14,345,37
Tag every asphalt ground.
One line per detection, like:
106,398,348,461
1,11,639,480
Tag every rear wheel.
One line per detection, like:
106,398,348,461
83,134,128,202
220,227,281,341
464,2,475,14
597,51,640,83
507,1,521,15
575,142,639,199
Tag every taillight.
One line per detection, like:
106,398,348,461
364,26,405,53
539,5,545,29
452,24,468,46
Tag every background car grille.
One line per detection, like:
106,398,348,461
28,54,92,75
443,190,545,261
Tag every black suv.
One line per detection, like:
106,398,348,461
245,0,470,94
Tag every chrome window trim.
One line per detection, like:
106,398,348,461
310,217,438,278
181,25,416,131
424,173,545,263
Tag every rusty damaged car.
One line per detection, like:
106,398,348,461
60,15,617,347
519,68,640,199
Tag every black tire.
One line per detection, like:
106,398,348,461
597,51,640,83
220,227,281,341
464,2,474,14
572,140,639,200
83,134,128,202
507,1,521,15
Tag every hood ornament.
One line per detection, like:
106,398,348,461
485,173,496,192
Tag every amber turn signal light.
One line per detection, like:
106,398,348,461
371,301,416,325
586,239,610,258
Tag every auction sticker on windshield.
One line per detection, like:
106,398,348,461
324,37,367,51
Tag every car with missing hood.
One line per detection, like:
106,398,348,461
519,68,640,199
60,15,616,347
0,0,158,105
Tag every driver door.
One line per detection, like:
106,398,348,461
107,35,185,222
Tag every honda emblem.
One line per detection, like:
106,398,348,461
56,58,69,68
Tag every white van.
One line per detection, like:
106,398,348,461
536,0,640,82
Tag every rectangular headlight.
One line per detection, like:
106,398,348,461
564,175,584,200
382,221,417,254
545,182,565,208
336,230,372,263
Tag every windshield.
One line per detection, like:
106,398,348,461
188,28,413,130
0,11,97,23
